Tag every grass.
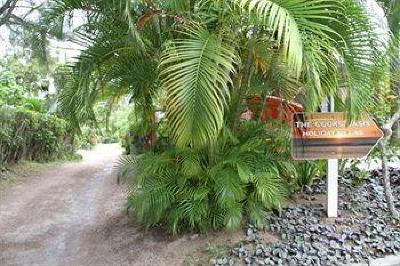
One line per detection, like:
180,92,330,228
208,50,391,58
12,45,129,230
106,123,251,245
183,242,232,266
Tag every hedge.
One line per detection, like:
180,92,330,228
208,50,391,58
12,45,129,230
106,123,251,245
0,106,76,166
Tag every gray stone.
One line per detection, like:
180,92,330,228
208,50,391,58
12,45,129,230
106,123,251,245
211,167,400,265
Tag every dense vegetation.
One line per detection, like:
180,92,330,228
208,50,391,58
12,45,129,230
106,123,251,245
0,62,76,167
0,106,75,166
1,0,398,233
119,122,290,233
39,0,398,233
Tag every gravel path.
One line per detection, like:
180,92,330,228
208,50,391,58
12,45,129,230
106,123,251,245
0,144,208,266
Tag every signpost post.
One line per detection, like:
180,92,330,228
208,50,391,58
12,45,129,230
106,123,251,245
326,97,338,218
291,111,384,218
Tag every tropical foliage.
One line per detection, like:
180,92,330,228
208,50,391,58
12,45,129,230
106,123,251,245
294,161,326,191
41,0,396,231
0,60,78,167
118,122,294,233
0,66,24,106
49,0,386,139
0,106,76,166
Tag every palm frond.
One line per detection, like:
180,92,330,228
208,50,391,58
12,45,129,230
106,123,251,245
333,0,386,118
177,185,210,231
129,171,175,226
248,38,302,100
253,168,287,210
302,34,338,111
160,24,238,148
223,203,243,231
212,167,245,207
115,154,137,184
237,0,343,78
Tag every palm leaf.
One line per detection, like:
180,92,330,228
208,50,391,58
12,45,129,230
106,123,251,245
237,0,343,78
115,154,137,184
160,24,238,148
302,34,338,111
332,0,386,117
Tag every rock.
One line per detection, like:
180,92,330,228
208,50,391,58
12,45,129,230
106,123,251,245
264,258,272,264
211,167,400,265
253,258,264,265
329,240,339,249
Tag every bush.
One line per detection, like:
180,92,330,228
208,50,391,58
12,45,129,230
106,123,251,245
23,97,45,113
294,161,326,191
0,106,76,166
0,69,24,106
118,122,293,234
101,136,119,144
77,127,98,149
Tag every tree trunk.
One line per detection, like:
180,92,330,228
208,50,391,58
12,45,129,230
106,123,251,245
390,33,400,142
379,141,399,219
390,78,400,142
230,48,253,134
378,109,400,219
393,120,400,142
105,107,111,134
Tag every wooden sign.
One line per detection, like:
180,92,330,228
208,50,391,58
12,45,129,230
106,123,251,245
291,112,384,160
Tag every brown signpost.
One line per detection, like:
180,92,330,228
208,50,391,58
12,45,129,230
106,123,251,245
291,112,384,160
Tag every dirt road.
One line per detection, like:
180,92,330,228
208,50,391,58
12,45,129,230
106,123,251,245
0,144,228,266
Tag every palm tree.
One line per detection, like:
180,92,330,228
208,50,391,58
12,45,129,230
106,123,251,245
49,0,386,147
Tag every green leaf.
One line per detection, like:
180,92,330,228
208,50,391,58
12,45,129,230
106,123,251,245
237,163,252,183
237,0,343,78
160,24,237,148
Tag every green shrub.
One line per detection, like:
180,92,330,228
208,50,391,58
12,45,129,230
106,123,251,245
294,161,326,191
0,69,24,106
346,161,370,186
77,127,99,149
118,122,293,234
101,136,119,144
0,106,76,166
23,97,45,113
